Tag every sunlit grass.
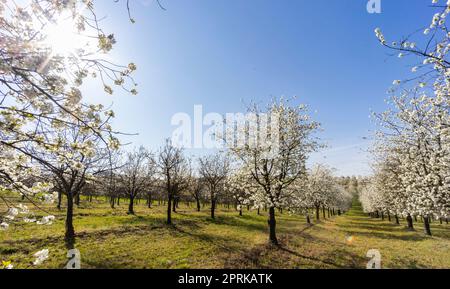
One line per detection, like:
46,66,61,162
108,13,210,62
1,197,449,269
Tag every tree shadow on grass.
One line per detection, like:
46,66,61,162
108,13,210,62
341,229,427,241
277,246,352,268
169,224,253,254
338,223,402,233
337,219,433,242
175,213,268,232
387,257,429,269
225,232,367,269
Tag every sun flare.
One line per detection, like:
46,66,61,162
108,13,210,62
42,14,96,57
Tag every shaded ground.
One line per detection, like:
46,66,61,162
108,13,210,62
1,198,449,269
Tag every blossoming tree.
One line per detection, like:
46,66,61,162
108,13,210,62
225,98,321,245
1,0,138,252
372,0,450,235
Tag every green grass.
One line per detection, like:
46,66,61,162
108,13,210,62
1,198,449,269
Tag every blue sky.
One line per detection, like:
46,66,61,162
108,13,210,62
83,0,432,176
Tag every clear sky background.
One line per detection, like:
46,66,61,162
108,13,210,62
83,0,432,176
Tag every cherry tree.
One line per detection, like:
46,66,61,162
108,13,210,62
298,164,335,221
372,0,450,235
1,0,138,240
119,147,155,215
31,106,118,248
188,176,206,212
225,98,320,245
198,153,230,219
157,140,189,225
294,164,352,223
226,168,256,216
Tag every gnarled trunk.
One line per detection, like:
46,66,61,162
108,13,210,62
423,215,432,236
147,192,152,208
406,214,414,230
57,191,62,210
65,193,75,249
75,193,80,206
211,199,216,219
167,194,172,225
268,207,278,245
172,196,177,213
128,195,135,215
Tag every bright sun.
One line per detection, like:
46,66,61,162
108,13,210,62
43,14,95,57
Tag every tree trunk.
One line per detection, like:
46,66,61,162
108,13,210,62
306,214,311,225
395,215,400,225
128,195,135,215
387,212,391,222
316,206,320,220
167,194,172,225
239,208,243,216
268,207,278,245
322,206,326,219
172,196,177,212
338,209,341,216
211,199,216,219
381,212,384,221
406,214,414,230
65,193,75,249
147,192,152,208
57,191,62,210
75,193,80,206
257,208,260,215
423,215,432,236
196,198,201,212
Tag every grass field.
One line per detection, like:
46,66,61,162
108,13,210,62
1,198,449,269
